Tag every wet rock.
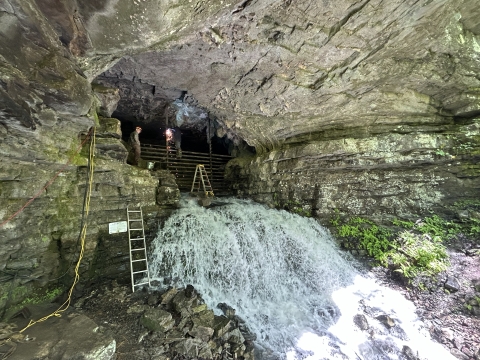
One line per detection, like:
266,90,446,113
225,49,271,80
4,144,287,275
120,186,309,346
353,314,369,330
466,249,480,257
474,347,480,360
160,287,178,306
375,314,396,328
440,327,454,342
191,309,215,329
198,197,213,207
172,290,197,314
453,336,464,349
126,304,149,314
147,293,160,306
8,314,115,360
173,337,206,358
218,302,236,318
0,322,17,340
224,328,245,345
164,329,184,344
185,284,196,298
188,325,214,342
445,276,461,293
213,316,232,338
472,279,480,292
140,308,175,333
192,303,208,314
461,347,474,358
402,345,419,360
451,348,470,360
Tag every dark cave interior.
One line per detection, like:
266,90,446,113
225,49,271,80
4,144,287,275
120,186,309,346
115,111,234,155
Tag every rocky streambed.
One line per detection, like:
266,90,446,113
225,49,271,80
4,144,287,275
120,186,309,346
0,282,256,360
1,248,479,360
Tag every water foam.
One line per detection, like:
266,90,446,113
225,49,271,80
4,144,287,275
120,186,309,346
149,196,455,360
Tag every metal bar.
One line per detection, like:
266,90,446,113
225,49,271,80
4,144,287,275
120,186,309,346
141,145,232,158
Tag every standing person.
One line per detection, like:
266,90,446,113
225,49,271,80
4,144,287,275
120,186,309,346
173,127,182,159
129,126,142,165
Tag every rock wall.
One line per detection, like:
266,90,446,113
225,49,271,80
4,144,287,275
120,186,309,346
0,115,179,317
226,119,480,223
1,0,480,318
0,1,183,316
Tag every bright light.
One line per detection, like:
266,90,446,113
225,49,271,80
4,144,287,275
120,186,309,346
165,128,173,142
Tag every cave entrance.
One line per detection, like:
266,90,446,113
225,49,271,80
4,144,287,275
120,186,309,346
92,67,256,195
111,106,235,195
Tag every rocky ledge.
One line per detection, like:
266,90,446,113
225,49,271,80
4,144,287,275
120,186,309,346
0,284,256,360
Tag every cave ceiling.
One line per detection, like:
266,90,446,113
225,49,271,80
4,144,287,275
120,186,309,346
5,0,480,153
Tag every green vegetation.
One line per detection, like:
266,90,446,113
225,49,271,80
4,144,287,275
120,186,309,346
2,285,64,320
451,199,480,236
336,216,391,260
381,231,449,279
329,210,480,285
434,149,449,157
19,286,63,306
332,203,480,287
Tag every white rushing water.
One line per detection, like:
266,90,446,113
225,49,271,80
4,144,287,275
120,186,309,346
149,196,455,360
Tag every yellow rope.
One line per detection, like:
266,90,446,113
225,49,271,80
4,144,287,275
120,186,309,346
20,127,96,333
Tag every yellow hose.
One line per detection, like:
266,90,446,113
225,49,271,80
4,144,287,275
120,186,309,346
20,126,96,333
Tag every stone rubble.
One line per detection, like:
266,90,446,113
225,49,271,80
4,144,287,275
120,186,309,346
77,282,256,360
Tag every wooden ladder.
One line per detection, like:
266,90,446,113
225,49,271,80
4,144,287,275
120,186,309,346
126,206,151,292
190,164,214,197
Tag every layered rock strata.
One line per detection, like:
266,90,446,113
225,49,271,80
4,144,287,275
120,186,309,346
226,118,480,223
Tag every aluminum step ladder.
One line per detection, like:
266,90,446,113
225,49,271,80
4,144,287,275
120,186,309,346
126,206,151,292
190,164,214,197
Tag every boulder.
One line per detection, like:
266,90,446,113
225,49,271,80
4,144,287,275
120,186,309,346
353,314,369,331
402,345,419,360
375,314,395,328
140,308,175,333
445,276,461,293
213,315,232,338
161,287,179,306
191,309,215,329
172,290,198,315
188,325,214,342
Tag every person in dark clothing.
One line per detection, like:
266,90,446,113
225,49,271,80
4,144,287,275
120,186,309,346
129,126,142,165
173,127,182,158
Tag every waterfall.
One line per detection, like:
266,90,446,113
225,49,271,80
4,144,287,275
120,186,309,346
149,196,455,360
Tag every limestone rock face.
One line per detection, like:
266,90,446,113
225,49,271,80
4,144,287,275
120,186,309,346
0,0,480,310
225,120,480,221
93,0,480,151
93,86,121,118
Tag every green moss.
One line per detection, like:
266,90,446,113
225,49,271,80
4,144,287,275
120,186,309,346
66,138,88,166
1,284,65,321
458,164,480,177
19,286,63,306
0,284,29,319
